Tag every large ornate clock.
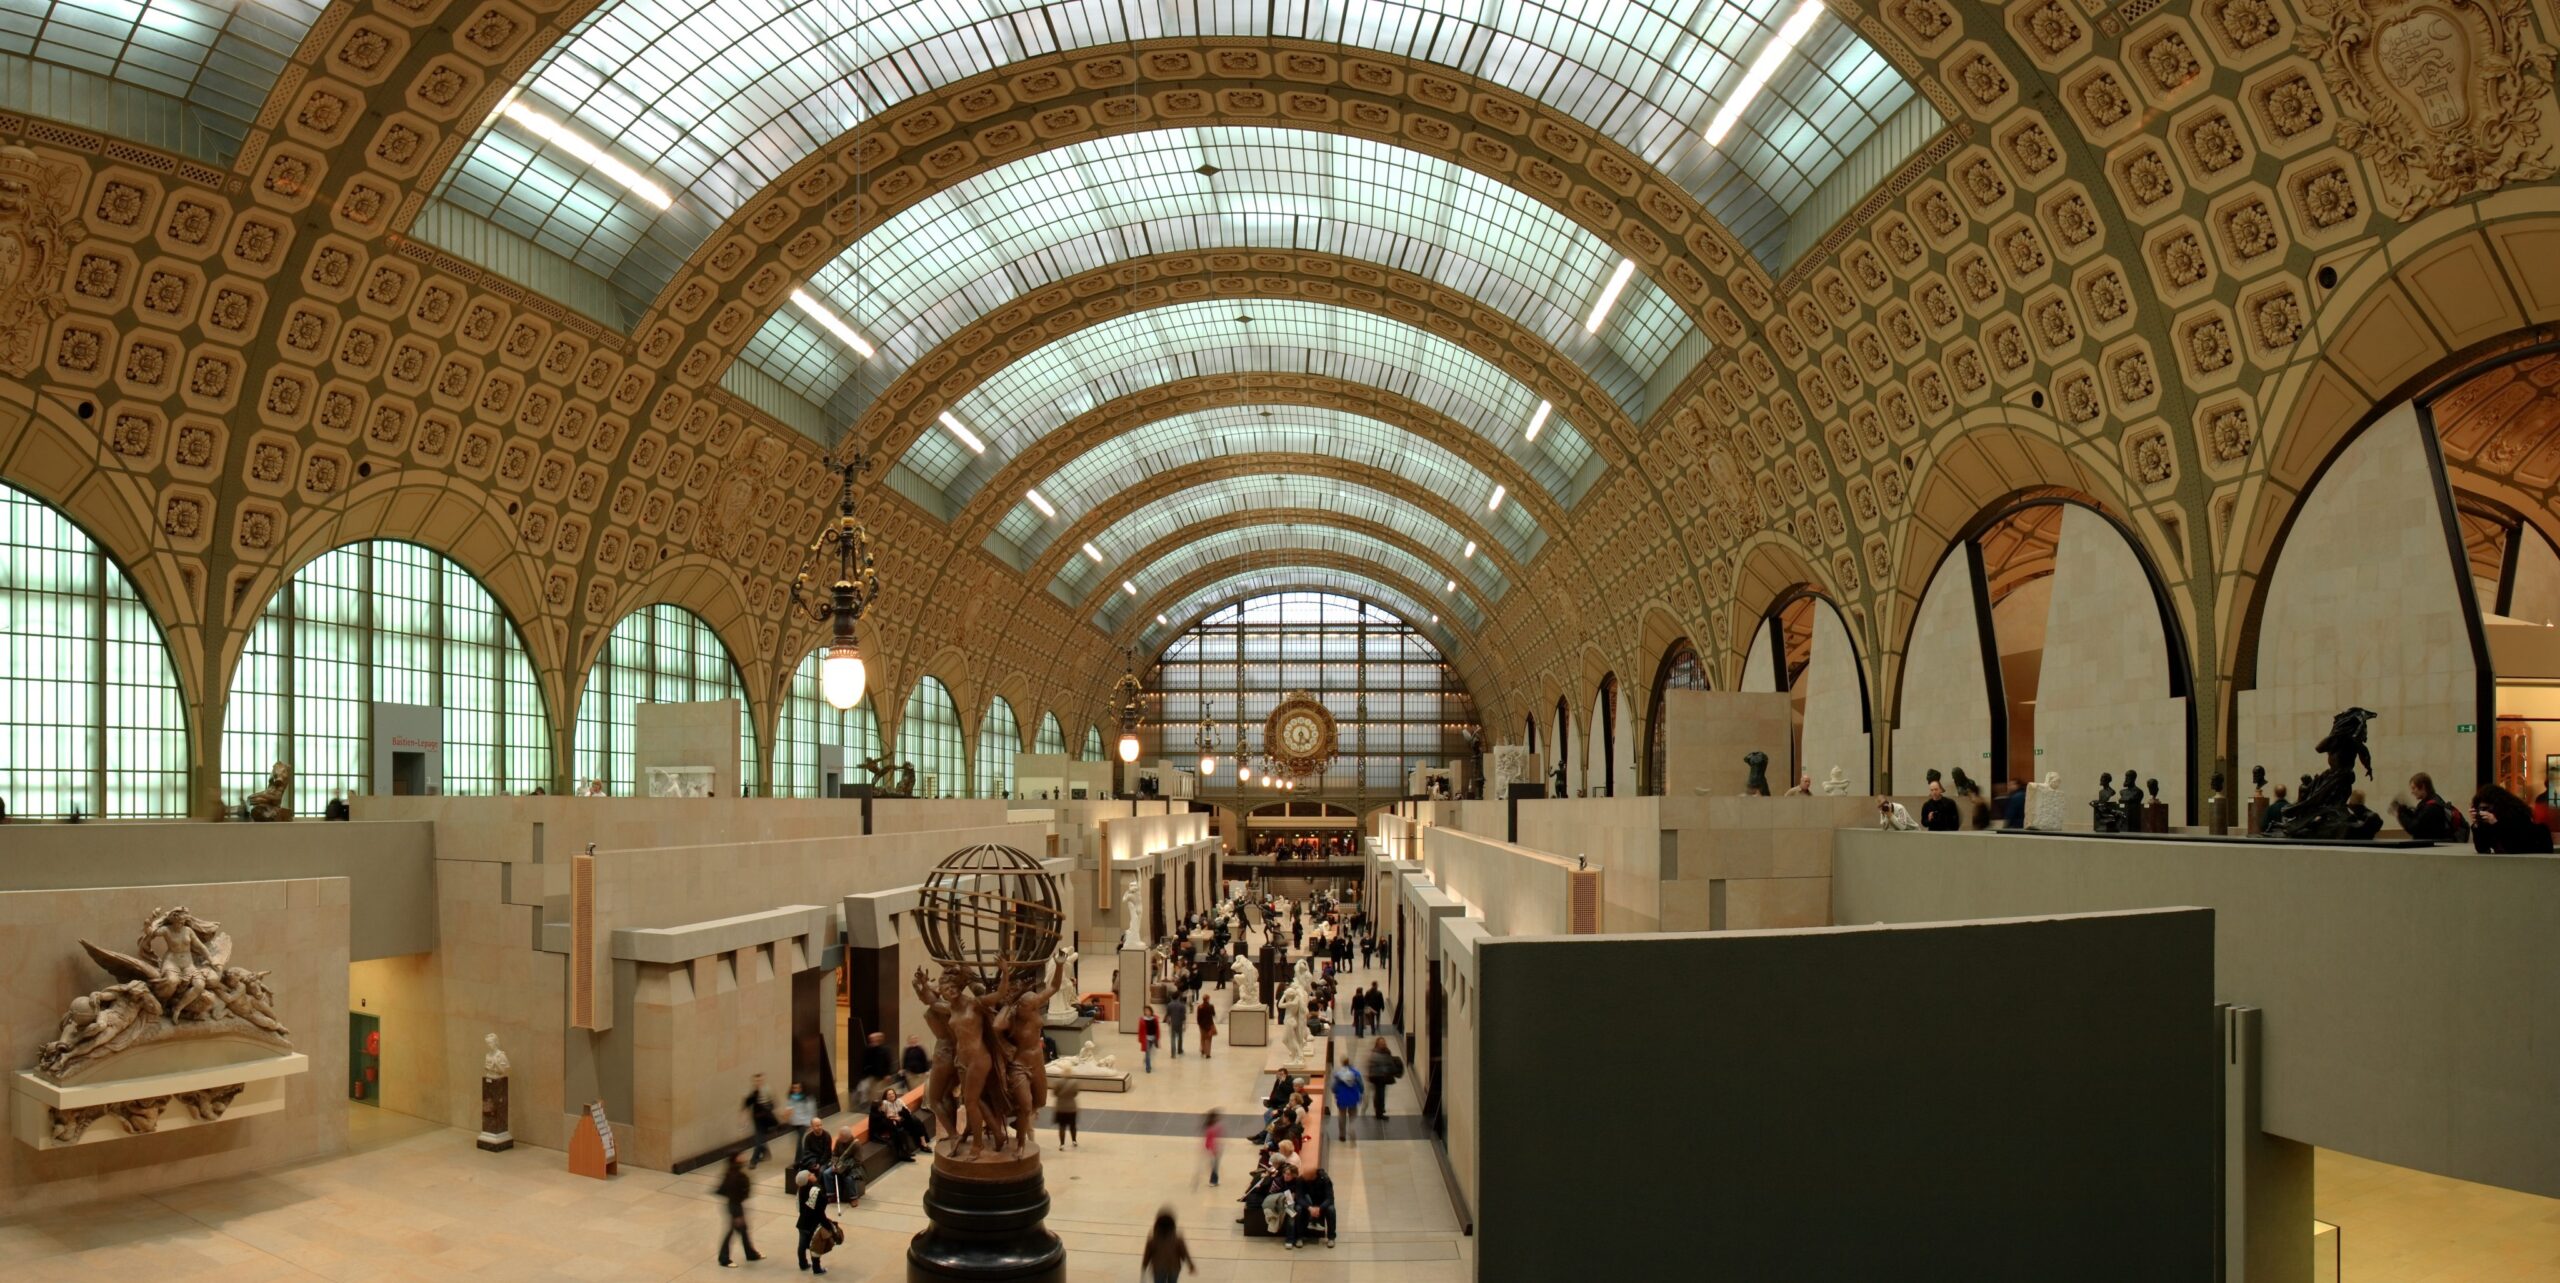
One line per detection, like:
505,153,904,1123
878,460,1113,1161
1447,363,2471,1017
1263,690,1339,780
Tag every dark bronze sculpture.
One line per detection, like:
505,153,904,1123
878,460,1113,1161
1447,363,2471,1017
2117,767,2145,827
2268,708,2378,840
1743,750,1771,796
2091,772,2124,832
2250,765,2267,798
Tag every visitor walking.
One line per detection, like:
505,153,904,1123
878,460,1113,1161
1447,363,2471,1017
714,1152,762,1267
1201,1107,1225,1187
1360,934,1374,969
1365,1035,1400,1124
1328,1054,1364,1145
1365,983,1385,1033
1142,1208,1197,1282
1196,999,1216,1060
1053,1075,1080,1149
899,1035,929,1091
742,1073,780,1167
1138,1005,1160,1073
793,1169,835,1274
787,1080,813,1128
1165,991,1190,1057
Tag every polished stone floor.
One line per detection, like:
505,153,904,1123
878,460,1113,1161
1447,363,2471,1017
0,960,1469,1281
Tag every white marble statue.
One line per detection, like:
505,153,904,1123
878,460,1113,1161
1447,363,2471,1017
2026,771,2067,830
1063,1039,1117,1070
482,1032,510,1076
1276,979,1311,1063
1232,953,1262,1009
1118,878,1145,951
1821,766,1851,796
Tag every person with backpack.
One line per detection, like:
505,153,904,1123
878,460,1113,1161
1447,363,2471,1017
1138,1005,1160,1073
714,1152,762,1267
1365,1036,1401,1124
1328,1053,1364,1145
2391,772,2465,841
793,1168,836,1274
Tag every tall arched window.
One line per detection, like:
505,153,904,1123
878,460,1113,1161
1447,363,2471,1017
775,645,882,796
572,604,756,795
898,676,966,798
1646,640,1710,795
975,696,1021,799
1035,711,1067,756
1083,724,1104,762
0,481,188,817
223,541,551,805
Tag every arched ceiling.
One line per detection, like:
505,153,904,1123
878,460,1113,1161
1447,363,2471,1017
0,0,325,162
1135,567,1468,661
1096,525,1482,634
1054,481,1512,607
987,404,1544,566
897,294,1598,509
755,126,1698,422
428,0,1929,304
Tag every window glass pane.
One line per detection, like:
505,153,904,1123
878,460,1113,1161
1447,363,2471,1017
1082,724,1103,763
0,482,187,817
975,696,1019,799
572,602,750,795
1035,712,1065,756
222,541,556,805
897,676,966,798
778,644,882,796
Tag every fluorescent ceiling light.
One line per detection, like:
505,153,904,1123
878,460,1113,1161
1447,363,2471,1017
1083,542,1104,563
1430,613,1440,624
1526,400,1552,443
1444,578,1457,593
1158,614,1169,625
1585,258,1638,334
1487,484,1507,512
1706,0,1828,146
936,411,985,454
501,97,673,210
790,289,875,360
1122,580,1138,596
1463,541,1477,559
1025,488,1056,518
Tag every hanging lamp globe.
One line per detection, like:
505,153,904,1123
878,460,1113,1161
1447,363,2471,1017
819,637,866,711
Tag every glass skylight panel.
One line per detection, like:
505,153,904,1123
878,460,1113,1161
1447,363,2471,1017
902,298,1591,506
1095,526,1481,634
433,0,1924,303
1050,477,1509,606
0,0,326,161
1142,574,1454,654
804,128,1693,417
987,406,1546,564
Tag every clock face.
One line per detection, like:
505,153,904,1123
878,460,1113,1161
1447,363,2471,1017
1280,713,1322,754
1262,693,1338,778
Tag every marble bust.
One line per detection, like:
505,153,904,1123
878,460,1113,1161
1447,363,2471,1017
1820,766,1850,796
483,1032,510,1077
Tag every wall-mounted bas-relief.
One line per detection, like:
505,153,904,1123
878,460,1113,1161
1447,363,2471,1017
2303,0,2559,216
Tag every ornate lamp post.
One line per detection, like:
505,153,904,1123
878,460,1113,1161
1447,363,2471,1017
788,453,880,711
1109,648,1143,765
1196,707,1218,780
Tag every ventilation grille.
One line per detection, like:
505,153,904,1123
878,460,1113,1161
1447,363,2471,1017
571,851,597,1029
1568,869,1602,934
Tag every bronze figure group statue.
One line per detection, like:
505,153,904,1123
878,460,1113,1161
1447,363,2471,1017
2268,708,2378,840
911,957,1065,1160
859,755,919,797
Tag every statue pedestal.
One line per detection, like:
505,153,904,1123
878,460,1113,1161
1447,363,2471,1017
2023,782,2065,830
478,1074,512,1152
1227,1004,1269,1047
2248,798,2268,835
2142,801,2170,834
1115,948,1145,1034
908,1154,1066,1282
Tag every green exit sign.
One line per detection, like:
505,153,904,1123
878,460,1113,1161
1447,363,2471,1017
2458,723,2477,733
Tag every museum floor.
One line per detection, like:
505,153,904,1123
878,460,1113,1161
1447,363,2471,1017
0,960,1472,1281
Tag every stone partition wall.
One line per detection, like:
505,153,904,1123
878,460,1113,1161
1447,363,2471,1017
2509,527,2560,627
621,906,833,1170
1419,826,1585,937
1513,796,1662,932
1799,603,1871,793
1660,689,1792,795
1658,795,1868,931
1891,553,1993,793
635,699,745,799
0,878,350,1213
2036,506,2188,823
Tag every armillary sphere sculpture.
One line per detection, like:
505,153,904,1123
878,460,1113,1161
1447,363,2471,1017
906,844,1069,1283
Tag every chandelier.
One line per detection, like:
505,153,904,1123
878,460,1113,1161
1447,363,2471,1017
787,453,880,710
1196,704,1218,778
1108,647,1143,765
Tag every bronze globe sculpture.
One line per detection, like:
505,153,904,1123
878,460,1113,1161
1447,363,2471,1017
907,844,1069,1283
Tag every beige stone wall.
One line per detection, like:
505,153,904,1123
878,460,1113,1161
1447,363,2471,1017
2036,506,2187,823
1660,689,1791,796
634,699,745,798
626,936,804,1170
2510,528,2560,628
347,952,449,1123
1892,553,1993,793
1513,796,1662,933
1419,826,1583,938
2241,410,2481,798
1799,602,1871,793
1438,918,1486,1223
1740,627,1778,693
1659,795,1865,932
0,877,349,1213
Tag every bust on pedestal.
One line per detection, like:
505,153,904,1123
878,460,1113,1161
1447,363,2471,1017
478,1033,513,1152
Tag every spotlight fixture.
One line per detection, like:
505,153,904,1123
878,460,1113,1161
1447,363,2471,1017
787,452,880,711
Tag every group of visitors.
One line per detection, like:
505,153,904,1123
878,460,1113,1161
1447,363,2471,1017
1247,832,1358,861
1237,1070,1339,1248
2380,773,2556,852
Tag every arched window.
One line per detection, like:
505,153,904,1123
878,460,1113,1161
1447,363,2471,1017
223,541,551,805
1083,724,1104,762
975,696,1021,799
898,677,966,798
572,604,756,796
775,646,882,796
0,481,188,817
1646,640,1710,795
1035,711,1067,755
